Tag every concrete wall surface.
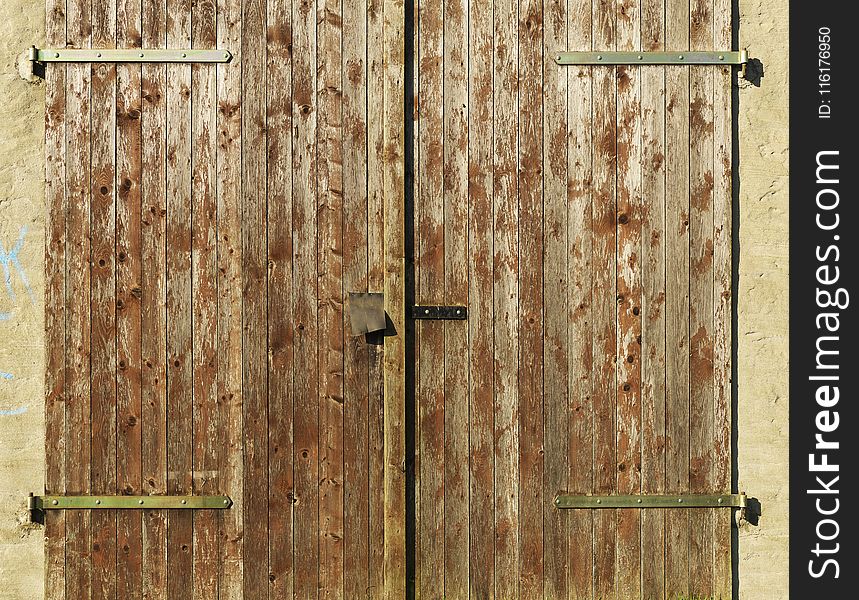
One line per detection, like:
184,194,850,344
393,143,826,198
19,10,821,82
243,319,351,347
0,0,788,597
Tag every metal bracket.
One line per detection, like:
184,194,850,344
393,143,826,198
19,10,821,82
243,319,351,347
29,493,232,513
554,50,747,66
410,306,467,320
553,492,747,510
28,46,232,64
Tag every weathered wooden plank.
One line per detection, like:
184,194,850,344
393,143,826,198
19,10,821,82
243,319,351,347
292,0,320,595
712,0,734,595
689,0,715,594
317,1,346,597
614,0,642,597
190,1,219,597
442,0,469,596
492,0,520,596
467,0,495,596
416,0,445,595
541,1,570,597
215,1,244,598
516,0,544,598
366,1,386,596
382,0,406,595
591,0,618,597
265,0,294,597
664,0,691,595
44,1,67,597
240,0,269,595
140,1,168,597
64,0,93,596
165,1,193,596
566,2,594,598
640,0,667,597
342,2,370,597
116,2,144,598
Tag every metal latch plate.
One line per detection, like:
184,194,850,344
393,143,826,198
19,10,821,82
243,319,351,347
553,493,747,509
410,306,467,320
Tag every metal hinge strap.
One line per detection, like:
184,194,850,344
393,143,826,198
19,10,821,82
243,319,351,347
554,50,748,66
28,47,232,64
28,494,232,511
410,306,468,320
553,493,747,509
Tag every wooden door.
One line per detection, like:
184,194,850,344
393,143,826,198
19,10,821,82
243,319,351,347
411,0,734,599
43,0,405,598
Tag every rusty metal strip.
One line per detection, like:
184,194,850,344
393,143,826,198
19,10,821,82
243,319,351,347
553,493,747,509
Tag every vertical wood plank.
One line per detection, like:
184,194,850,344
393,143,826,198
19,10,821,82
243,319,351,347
467,0,495,595
44,0,67,597
318,0,346,596
216,0,244,596
416,0,445,594
640,0,667,597
190,1,220,597
567,1,595,598
140,0,168,597
492,0,520,595
366,0,387,595
266,0,294,597
116,1,144,598
614,0,642,597
241,0,269,595
165,1,194,596
382,0,407,595
712,0,734,595
689,0,715,594
664,0,691,596
293,0,320,595
541,0,571,597
442,0,470,595
342,1,371,597
591,0,618,598
64,0,93,597
517,0,544,597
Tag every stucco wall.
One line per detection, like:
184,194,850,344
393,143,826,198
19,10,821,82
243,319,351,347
736,0,790,598
0,0,789,597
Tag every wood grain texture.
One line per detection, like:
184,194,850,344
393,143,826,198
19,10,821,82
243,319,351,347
382,0,406,596
713,0,734,595
190,2,220,597
64,1,93,597
541,1,571,597
266,0,294,597
317,0,346,596
292,0,320,596
614,1,642,597
140,1,168,598
467,0,495,596
215,0,244,597
640,1,667,597
566,2,595,598
492,0,520,596
689,0,715,593
591,0,617,598
664,0,692,596
116,2,144,598
416,0,445,595
442,0,469,596
342,2,371,597
165,1,193,597
240,0,269,595
516,1,544,597
367,1,387,596
44,0,66,597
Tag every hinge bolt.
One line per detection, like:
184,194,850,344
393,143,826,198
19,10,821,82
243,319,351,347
637,498,642,503
678,55,684,60
224,52,230,60
138,499,144,505
51,499,58,505
596,499,601,504
719,55,724,60
95,499,101,505
182,53,187,58
223,499,230,506
54,52,60,58
637,55,643,60
180,499,187,504
678,498,683,503
139,53,145,58
597,55,603,60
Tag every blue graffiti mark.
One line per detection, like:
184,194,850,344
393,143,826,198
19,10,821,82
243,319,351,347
0,406,27,416
0,312,10,320
0,225,35,306
0,372,12,380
